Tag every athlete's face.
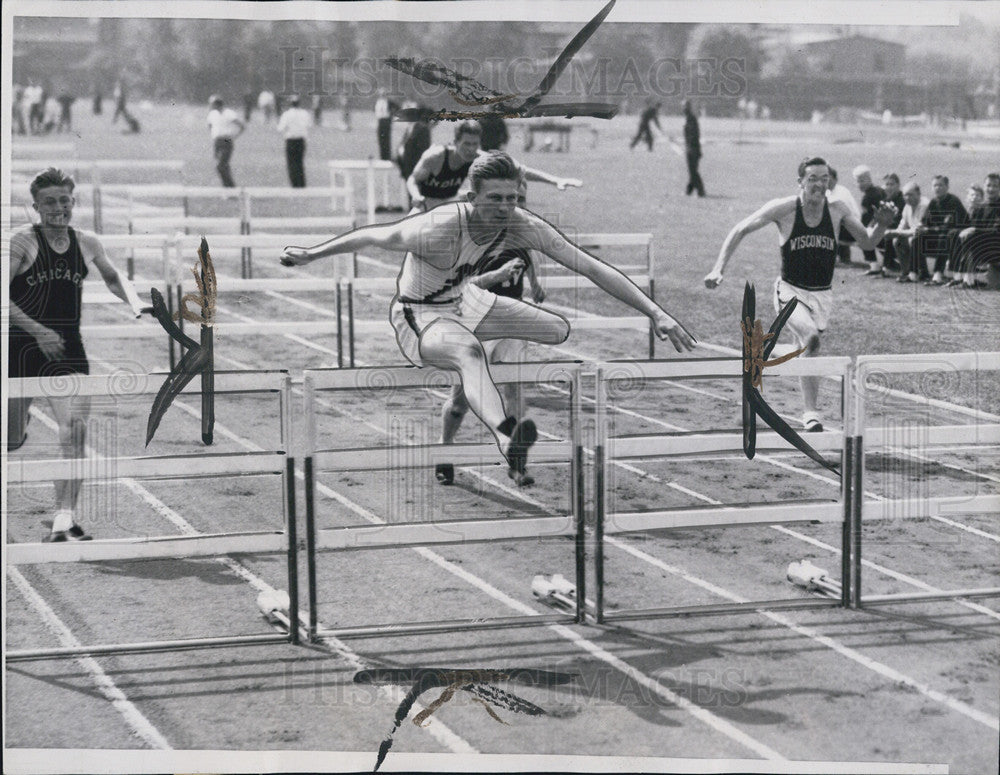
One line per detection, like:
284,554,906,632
932,178,949,200
470,178,520,225
883,178,899,198
33,185,75,227
903,186,921,208
799,165,830,203
854,171,872,192
455,133,481,163
966,187,984,210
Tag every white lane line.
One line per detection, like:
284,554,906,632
25,381,476,759
610,537,999,732
7,567,172,750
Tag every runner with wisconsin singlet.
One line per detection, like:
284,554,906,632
704,156,897,433
282,151,697,482
8,167,147,542
407,121,581,214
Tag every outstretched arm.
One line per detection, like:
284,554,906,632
704,198,791,288
522,163,582,191
838,200,897,250
533,218,695,351
280,219,417,266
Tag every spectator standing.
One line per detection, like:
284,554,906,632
258,89,276,123
57,91,76,133
311,94,323,126
42,94,61,133
826,167,861,264
915,175,969,285
26,82,44,133
884,181,930,283
242,92,255,123
13,83,27,135
338,93,351,131
375,88,397,161
629,100,661,151
478,111,509,152
277,95,312,188
93,82,103,115
395,103,433,205
853,165,887,275
683,99,705,197
207,96,245,188
112,79,128,124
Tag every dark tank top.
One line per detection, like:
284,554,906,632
419,147,473,200
780,199,838,291
9,225,88,336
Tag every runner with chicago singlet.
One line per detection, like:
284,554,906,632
282,151,696,482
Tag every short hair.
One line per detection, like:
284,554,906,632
210,95,224,109
852,165,871,178
30,167,75,200
798,157,828,179
288,95,300,106
469,151,521,192
828,166,838,181
902,181,920,194
968,184,984,196
933,174,949,185
883,173,900,185
453,120,482,142
986,172,1000,186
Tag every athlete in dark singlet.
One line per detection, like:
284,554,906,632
406,121,583,213
705,156,897,433
8,167,146,542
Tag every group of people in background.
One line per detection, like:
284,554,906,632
831,165,1000,290
12,82,76,135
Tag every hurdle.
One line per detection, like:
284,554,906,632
336,232,657,365
591,356,854,623
328,159,408,223
848,351,1000,608
5,370,301,660
301,362,587,639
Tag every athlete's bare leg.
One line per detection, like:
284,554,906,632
783,305,822,427
7,397,32,450
47,394,90,513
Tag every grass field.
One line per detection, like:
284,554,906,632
5,102,1000,774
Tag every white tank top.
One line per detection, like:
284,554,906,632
396,203,510,304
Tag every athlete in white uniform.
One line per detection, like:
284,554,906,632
283,152,697,480
704,156,897,431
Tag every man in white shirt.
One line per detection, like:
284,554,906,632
207,96,245,188
277,95,312,188
826,166,861,264
884,181,931,283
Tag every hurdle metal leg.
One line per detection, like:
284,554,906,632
841,436,853,607
347,282,355,368
285,456,301,645
335,283,344,368
304,456,318,642
851,436,864,608
572,370,587,624
594,368,607,624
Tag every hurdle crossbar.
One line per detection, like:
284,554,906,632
6,370,303,658
849,352,1000,608
302,363,585,640
592,357,854,624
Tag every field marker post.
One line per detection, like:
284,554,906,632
347,281,356,368
335,282,344,368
